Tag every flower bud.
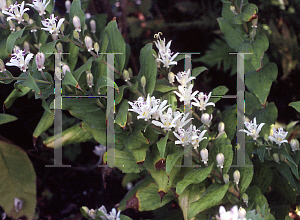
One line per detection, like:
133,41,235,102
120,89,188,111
65,0,71,13
16,26,21,32
141,76,146,87
84,36,93,51
126,182,133,190
218,122,225,133
230,5,235,12
290,139,299,152
273,153,280,163
0,59,6,72
23,13,29,22
73,30,80,40
88,209,96,219
86,72,93,88
36,52,45,71
239,207,246,218
168,72,175,83
128,68,133,78
94,42,99,53
233,170,240,184
200,148,208,164
90,19,96,33
201,113,213,127
216,153,224,168
127,112,133,124
23,41,30,53
223,173,229,183
242,193,249,206
14,198,23,213
8,20,15,31
81,206,89,214
73,16,81,32
62,64,71,76
55,66,62,80
56,42,63,54
123,70,130,81
85,13,91,19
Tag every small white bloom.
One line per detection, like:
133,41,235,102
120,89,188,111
173,112,193,133
85,36,93,51
173,124,198,147
27,0,50,16
201,113,213,127
2,1,29,24
239,117,265,140
192,91,215,111
268,127,288,147
0,0,7,11
174,84,198,104
108,208,121,220
151,107,181,131
8,19,15,31
154,32,179,68
191,128,207,149
28,18,36,32
175,69,195,87
41,14,65,35
218,205,239,220
6,48,33,72
238,207,247,220
290,139,299,152
200,148,208,164
216,153,224,168
233,170,240,185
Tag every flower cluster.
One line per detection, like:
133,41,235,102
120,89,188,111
82,205,120,220
217,205,249,220
2,1,29,24
41,14,65,35
153,32,179,69
173,124,207,148
268,127,288,146
6,47,33,72
239,117,265,140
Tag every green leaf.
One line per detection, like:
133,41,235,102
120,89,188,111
166,150,184,175
241,3,258,22
157,134,169,158
6,27,25,54
120,214,133,220
246,186,268,209
62,70,81,90
154,84,177,93
131,145,148,164
115,100,129,128
39,40,57,58
0,140,36,220
21,73,42,96
32,71,54,99
70,0,86,37
111,149,145,173
73,57,94,81
162,91,177,112
209,86,229,104
137,44,157,96
208,133,233,174
0,39,9,60
125,130,149,150
45,0,54,13
105,20,126,72
257,144,266,162
0,114,17,125
289,101,300,113
115,85,129,105
188,183,229,219
222,105,236,141
67,42,80,72
217,17,245,51
33,110,54,138
245,91,262,116
276,162,299,192
176,163,213,195
43,123,93,148
4,84,31,109
192,66,207,78
252,161,273,194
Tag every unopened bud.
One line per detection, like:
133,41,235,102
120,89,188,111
86,72,93,88
168,72,175,83
85,13,91,19
128,68,133,78
242,193,249,206
216,153,224,168
8,20,15,31
62,64,71,76
273,153,280,163
90,19,96,33
233,170,240,185
290,139,299,152
127,112,132,124
73,30,80,40
201,113,213,127
14,198,23,213
56,42,63,54
94,42,99,53
23,13,29,22
60,23,64,32
84,36,93,51
0,59,6,72
55,67,62,80
65,0,71,13
223,173,229,183
81,206,89,214
23,41,29,51
73,16,81,32
218,122,225,133
16,26,21,31
200,148,208,164
230,5,235,12
35,52,45,71
141,76,146,87
123,70,130,81
280,155,285,162
239,207,246,218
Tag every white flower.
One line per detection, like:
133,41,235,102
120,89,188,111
200,148,208,164
128,94,159,121
268,127,288,146
173,112,193,133
93,145,106,156
239,117,265,140
154,32,179,68
27,0,50,16
107,208,121,220
191,127,207,149
0,0,7,11
151,99,169,120
218,206,239,220
216,153,225,168
41,14,65,35
174,84,199,104
191,92,215,111
6,48,33,72
2,1,29,24
173,124,198,147
175,69,195,87
151,107,182,131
